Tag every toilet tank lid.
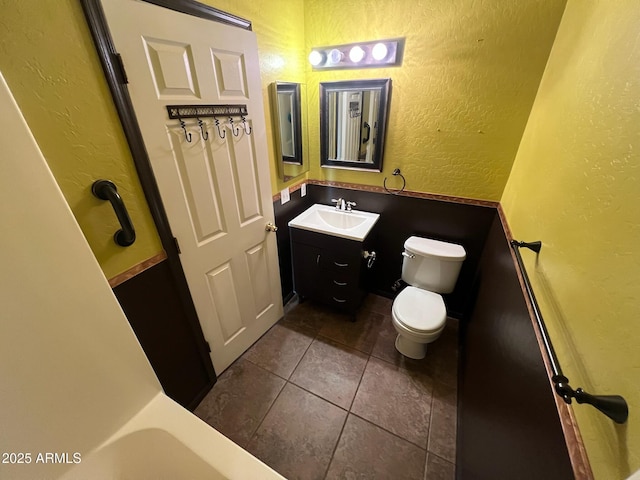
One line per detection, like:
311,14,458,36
404,236,466,261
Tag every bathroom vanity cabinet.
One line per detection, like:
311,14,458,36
291,228,372,313
290,228,374,313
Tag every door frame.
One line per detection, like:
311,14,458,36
79,0,253,381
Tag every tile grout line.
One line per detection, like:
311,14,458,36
348,411,429,452
424,376,436,480
346,355,371,413
320,391,353,480
315,331,373,356
322,415,348,480
286,382,349,413
312,302,373,480
235,361,287,452
296,306,350,480
243,382,286,452
244,315,320,449
427,450,456,465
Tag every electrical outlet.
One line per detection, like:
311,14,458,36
280,187,290,204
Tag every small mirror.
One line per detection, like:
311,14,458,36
270,82,308,181
320,78,391,172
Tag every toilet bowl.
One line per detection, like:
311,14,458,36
391,236,465,359
391,286,447,359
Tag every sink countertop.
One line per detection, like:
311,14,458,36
288,203,380,241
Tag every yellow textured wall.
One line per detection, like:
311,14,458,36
0,0,162,279
0,1,569,278
304,0,566,200
501,1,640,478
0,0,306,278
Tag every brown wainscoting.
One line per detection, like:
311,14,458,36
457,212,576,479
273,184,315,303
276,182,497,319
496,205,593,480
112,256,216,410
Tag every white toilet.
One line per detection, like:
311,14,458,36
391,236,466,359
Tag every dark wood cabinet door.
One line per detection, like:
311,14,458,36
291,241,324,299
290,228,368,313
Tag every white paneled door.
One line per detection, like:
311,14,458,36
102,0,282,373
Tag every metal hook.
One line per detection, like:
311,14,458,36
197,117,208,141
214,118,225,139
241,116,252,135
179,117,192,143
230,117,241,137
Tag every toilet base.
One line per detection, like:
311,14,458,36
395,334,427,360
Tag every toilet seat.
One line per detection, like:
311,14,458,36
392,286,446,333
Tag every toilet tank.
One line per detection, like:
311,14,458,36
401,236,466,294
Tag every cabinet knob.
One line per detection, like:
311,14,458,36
265,222,278,232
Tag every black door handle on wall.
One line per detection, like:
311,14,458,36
91,180,136,247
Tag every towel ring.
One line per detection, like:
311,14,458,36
383,168,406,195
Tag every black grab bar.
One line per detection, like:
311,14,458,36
511,240,628,424
92,180,136,247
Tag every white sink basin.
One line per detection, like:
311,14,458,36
288,203,380,241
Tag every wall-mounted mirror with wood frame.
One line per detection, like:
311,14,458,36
270,81,308,181
320,78,391,172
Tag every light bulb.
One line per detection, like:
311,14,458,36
328,48,343,64
372,43,388,61
308,50,324,66
349,46,365,63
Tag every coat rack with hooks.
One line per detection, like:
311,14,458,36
166,104,248,119
166,104,251,142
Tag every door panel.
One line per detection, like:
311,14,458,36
231,130,262,222
205,262,243,342
246,241,275,316
211,49,249,97
169,132,226,242
144,38,200,98
102,0,283,373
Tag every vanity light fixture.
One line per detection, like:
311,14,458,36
309,38,404,70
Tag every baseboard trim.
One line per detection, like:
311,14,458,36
272,179,500,208
307,180,499,208
186,377,217,412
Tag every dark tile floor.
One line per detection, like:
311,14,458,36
195,295,458,480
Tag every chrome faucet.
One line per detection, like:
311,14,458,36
331,198,346,210
331,198,356,211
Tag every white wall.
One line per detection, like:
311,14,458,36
0,73,161,479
